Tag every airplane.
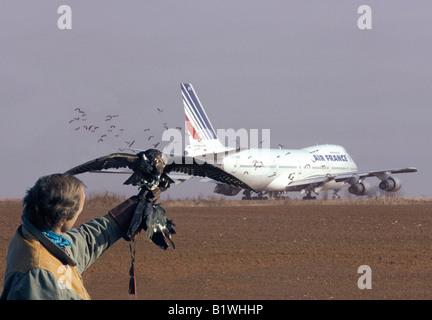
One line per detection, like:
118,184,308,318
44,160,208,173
180,82,417,200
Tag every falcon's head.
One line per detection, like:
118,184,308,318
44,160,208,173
136,149,169,190
142,149,168,177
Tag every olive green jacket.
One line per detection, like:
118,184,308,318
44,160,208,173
1,214,123,300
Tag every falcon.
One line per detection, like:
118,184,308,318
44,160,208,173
64,149,255,250
64,149,254,191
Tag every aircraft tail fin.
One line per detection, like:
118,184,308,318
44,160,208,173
181,83,232,156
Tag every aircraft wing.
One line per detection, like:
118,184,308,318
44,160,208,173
332,167,417,182
287,167,417,189
287,175,335,188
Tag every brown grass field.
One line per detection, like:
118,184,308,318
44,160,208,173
1,196,431,300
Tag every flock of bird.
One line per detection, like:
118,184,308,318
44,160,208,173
69,106,290,161
69,108,122,143
68,107,181,152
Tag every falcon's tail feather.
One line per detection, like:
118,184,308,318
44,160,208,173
124,174,139,186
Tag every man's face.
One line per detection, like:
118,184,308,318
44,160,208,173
59,187,85,234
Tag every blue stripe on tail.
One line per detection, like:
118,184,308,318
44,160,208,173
181,83,217,140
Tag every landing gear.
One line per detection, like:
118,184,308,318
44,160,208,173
302,190,317,200
332,189,341,200
242,190,268,200
242,189,252,200
268,191,285,199
242,190,289,200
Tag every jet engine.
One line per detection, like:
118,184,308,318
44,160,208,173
348,181,370,196
214,184,242,196
379,176,402,192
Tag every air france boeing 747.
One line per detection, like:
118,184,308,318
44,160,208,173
181,83,417,199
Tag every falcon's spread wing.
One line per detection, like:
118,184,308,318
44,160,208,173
65,153,138,175
65,151,254,191
164,156,255,191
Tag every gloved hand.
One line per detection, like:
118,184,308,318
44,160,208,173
146,187,161,204
109,188,163,241
108,195,140,241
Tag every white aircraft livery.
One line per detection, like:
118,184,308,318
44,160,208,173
180,83,417,199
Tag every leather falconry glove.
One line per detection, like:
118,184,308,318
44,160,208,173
108,188,163,241
108,195,140,241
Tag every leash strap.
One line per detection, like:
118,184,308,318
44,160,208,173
128,239,137,298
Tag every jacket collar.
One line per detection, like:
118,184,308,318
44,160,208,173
21,215,77,266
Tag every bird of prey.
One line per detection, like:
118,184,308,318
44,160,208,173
64,149,254,251
64,149,254,192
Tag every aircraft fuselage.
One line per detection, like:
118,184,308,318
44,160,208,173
220,144,358,192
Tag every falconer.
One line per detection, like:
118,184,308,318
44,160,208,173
1,173,159,300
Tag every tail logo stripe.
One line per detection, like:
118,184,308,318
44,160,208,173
183,86,216,137
185,114,201,140
182,88,208,139
182,93,212,140
182,85,214,140
181,83,217,140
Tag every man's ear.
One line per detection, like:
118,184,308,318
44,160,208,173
55,217,67,233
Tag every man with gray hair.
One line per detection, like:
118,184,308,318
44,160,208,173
1,173,159,299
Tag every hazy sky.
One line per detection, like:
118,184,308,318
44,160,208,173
1,1,431,200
